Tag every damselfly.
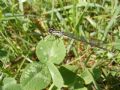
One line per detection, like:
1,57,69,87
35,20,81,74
49,28,109,51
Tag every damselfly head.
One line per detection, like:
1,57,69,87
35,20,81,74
48,28,63,36
48,28,55,33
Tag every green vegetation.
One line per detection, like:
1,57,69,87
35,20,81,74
0,0,120,90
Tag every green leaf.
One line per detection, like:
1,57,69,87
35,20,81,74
92,68,101,80
80,68,99,90
0,10,3,20
80,68,93,85
20,62,51,90
59,65,79,85
74,87,87,90
2,77,23,90
3,77,16,85
0,49,7,58
102,5,120,41
74,77,88,90
114,39,120,50
36,35,66,64
47,61,64,88
86,16,97,29
0,49,9,65
59,65,87,90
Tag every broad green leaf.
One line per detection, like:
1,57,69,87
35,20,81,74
114,39,120,50
59,65,87,90
20,62,51,90
36,35,66,64
47,61,64,88
74,77,88,90
62,65,79,72
59,65,79,85
3,77,16,85
80,68,93,85
80,68,99,90
92,68,101,80
2,77,23,90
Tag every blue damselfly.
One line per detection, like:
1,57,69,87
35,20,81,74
49,28,109,51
